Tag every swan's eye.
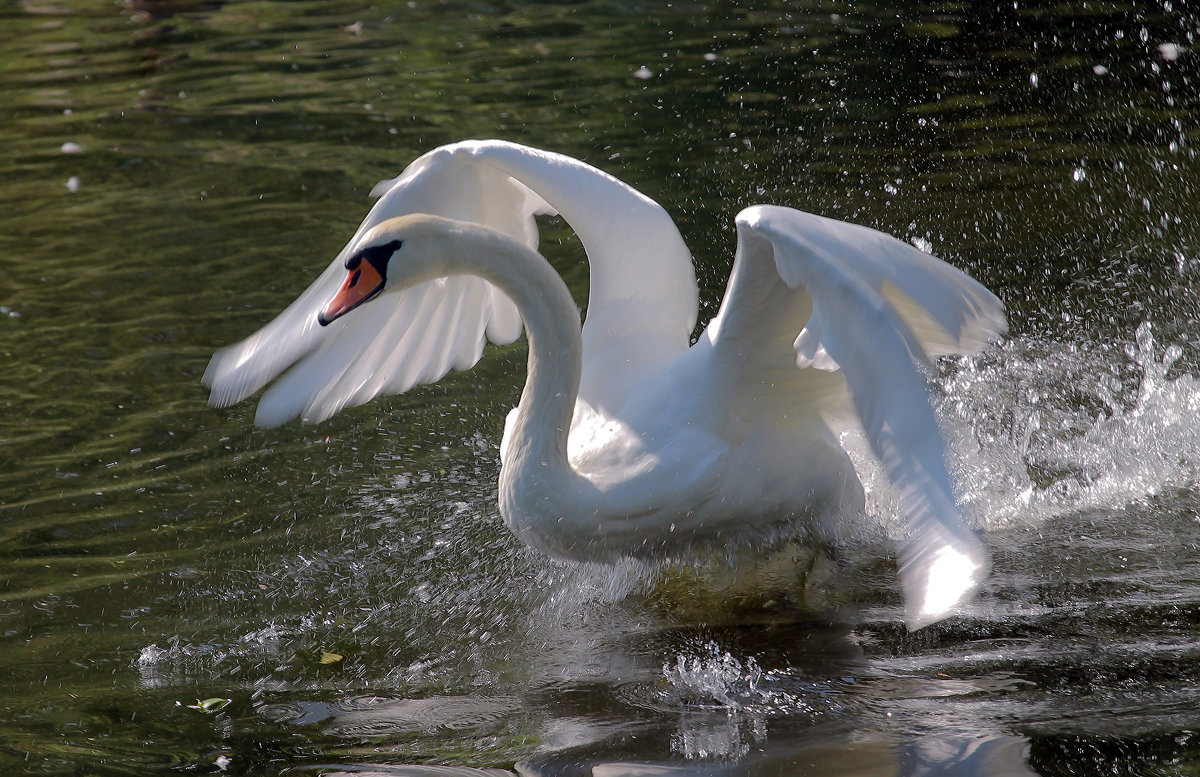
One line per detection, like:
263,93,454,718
346,239,401,274
366,240,402,270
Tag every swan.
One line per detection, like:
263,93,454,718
204,141,1006,628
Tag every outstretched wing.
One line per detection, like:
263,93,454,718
447,141,698,367
713,205,1006,628
204,140,697,425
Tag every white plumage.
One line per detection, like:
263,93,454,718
204,140,1006,628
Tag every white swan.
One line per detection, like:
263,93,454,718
204,141,1006,628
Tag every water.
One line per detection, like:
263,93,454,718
1,2,1199,774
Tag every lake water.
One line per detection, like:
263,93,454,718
2,2,1199,775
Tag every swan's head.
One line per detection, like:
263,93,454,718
317,214,461,327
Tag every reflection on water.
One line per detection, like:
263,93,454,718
2,1,1200,775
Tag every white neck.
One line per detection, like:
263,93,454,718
423,220,582,478
490,251,582,474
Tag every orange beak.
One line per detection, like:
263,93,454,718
318,260,385,326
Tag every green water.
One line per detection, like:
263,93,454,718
2,2,1200,775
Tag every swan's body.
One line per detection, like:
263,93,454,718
204,141,1006,628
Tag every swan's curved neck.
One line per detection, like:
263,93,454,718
499,259,581,473
439,225,581,473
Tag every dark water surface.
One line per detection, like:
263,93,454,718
2,2,1199,775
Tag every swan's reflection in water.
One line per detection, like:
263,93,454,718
306,733,1034,776
268,618,1037,777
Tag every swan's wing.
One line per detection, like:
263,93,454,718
458,142,698,368
204,140,697,425
203,143,537,421
714,205,1006,628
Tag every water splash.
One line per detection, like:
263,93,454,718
834,318,1200,558
654,641,854,760
135,625,290,688
661,642,762,710
658,640,849,711
656,643,765,760
942,320,1200,529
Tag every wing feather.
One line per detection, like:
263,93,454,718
204,140,697,425
460,141,698,360
725,205,1005,627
